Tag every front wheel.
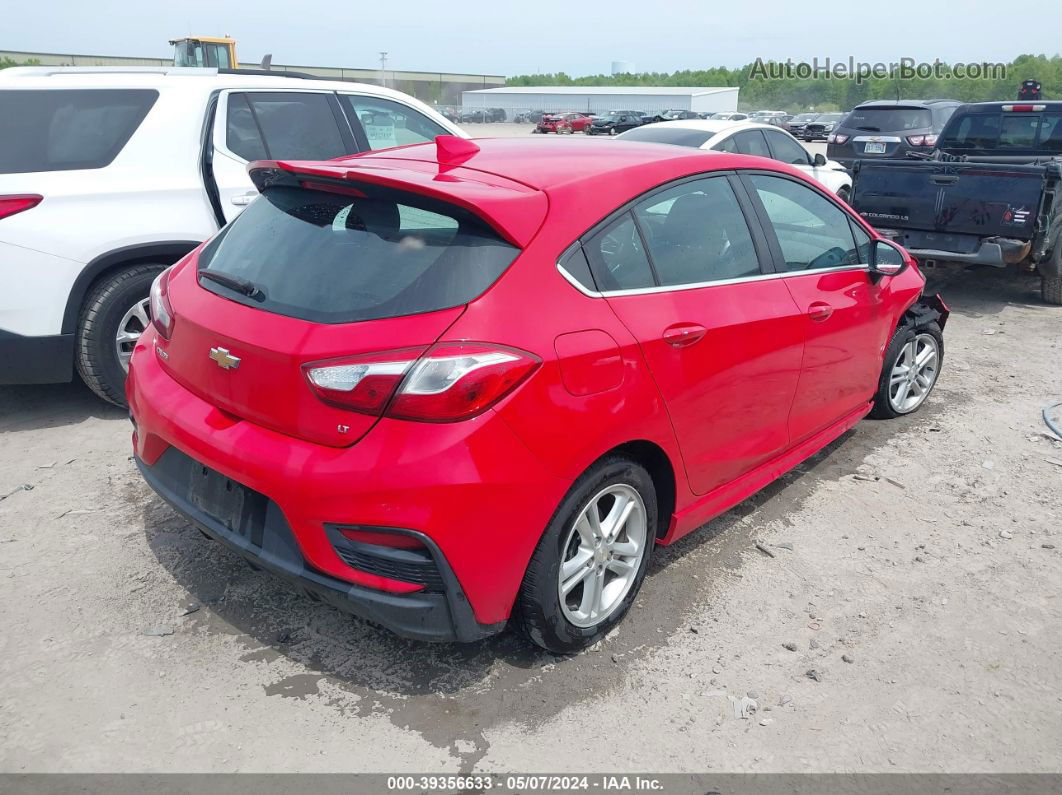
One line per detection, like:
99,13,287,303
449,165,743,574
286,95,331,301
870,322,944,419
1044,276,1062,305
516,457,656,653
836,186,851,204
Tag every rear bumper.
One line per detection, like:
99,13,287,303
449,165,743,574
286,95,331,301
136,449,499,642
0,330,73,385
905,238,1029,268
126,329,567,635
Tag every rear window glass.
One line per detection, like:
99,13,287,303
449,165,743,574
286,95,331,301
844,107,931,132
0,89,157,174
616,126,715,148
198,186,520,324
940,111,1062,152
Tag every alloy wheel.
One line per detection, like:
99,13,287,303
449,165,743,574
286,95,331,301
115,297,151,373
557,484,647,628
888,332,940,413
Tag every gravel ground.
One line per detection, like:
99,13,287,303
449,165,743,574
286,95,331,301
1,251,1060,770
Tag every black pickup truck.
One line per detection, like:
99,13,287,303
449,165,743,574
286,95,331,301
851,101,1062,303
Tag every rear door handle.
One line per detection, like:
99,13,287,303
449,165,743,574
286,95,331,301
808,302,834,322
931,175,959,185
230,191,258,206
662,323,707,348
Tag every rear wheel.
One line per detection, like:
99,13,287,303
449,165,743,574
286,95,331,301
870,322,943,419
516,457,656,654
75,264,164,407
836,186,851,204
1044,276,1062,305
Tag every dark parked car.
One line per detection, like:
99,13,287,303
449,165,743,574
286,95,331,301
459,107,505,124
644,109,702,123
587,111,643,135
826,100,961,168
802,113,846,142
786,112,819,136
850,101,1062,303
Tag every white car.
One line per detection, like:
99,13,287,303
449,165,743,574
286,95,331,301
0,66,463,404
616,120,852,201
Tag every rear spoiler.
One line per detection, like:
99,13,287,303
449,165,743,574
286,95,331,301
247,157,547,248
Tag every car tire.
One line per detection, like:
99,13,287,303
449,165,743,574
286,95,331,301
870,321,944,419
515,456,657,654
1043,276,1062,305
836,186,851,204
75,264,164,407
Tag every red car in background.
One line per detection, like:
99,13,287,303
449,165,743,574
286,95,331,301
129,135,946,653
535,112,593,134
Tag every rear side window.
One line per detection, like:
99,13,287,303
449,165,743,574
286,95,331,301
340,95,448,150
732,130,770,157
845,107,931,131
0,89,157,174
584,214,655,291
227,92,349,161
1040,113,1062,153
940,112,1062,151
749,175,860,272
632,177,760,286
764,131,809,165
198,186,519,323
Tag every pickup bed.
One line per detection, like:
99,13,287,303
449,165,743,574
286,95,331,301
851,101,1062,304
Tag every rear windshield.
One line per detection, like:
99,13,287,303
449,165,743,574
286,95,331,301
938,111,1062,153
0,89,158,174
844,107,931,132
617,126,715,148
198,186,520,324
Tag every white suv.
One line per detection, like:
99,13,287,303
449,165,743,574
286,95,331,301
0,66,463,404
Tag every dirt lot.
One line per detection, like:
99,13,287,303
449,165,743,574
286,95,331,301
2,251,1062,770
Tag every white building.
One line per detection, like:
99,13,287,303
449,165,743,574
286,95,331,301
461,86,739,117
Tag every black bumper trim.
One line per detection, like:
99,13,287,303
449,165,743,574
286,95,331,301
0,330,73,385
135,451,505,643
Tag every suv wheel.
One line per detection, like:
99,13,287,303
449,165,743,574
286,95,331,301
516,456,656,653
75,264,164,407
870,322,944,419
1044,276,1062,305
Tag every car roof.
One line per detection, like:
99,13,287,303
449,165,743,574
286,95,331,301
0,65,415,102
854,99,961,108
953,100,1062,112
265,137,810,247
631,119,781,136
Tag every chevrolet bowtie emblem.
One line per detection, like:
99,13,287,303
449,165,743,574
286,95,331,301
209,347,241,370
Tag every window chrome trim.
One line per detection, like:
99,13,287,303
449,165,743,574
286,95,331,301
557,261,871,299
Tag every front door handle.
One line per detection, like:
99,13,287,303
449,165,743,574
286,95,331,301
931,175,959,185
230,191,258,206
662,323,707,348
808,301,834,322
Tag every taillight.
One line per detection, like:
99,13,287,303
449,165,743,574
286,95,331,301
149,268,175,339
0,194,42,220
906,135,937,146
303,342,540,422
304,347,426,414
830,134,848,144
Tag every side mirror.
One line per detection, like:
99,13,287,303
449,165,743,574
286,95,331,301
813,152,827,166
869,238,909,279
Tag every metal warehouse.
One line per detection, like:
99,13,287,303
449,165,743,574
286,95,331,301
461,86,739,116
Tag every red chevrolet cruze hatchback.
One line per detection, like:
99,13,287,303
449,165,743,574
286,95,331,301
128,136,946,653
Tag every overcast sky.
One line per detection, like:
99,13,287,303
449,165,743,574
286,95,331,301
6,0,1059,77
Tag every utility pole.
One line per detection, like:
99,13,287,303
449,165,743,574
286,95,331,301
379,52,389,88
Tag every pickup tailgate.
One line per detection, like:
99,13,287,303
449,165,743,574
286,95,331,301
852,160,1049,240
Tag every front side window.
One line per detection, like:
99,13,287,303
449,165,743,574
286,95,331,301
340,95,448,150
632,177,760,286
0,89,158,174
749,174,860,271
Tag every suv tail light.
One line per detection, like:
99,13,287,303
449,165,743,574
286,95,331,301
149,267,175,339
829,133,848,144
906,135,937,147
304,342,540,422
0,194,42,220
